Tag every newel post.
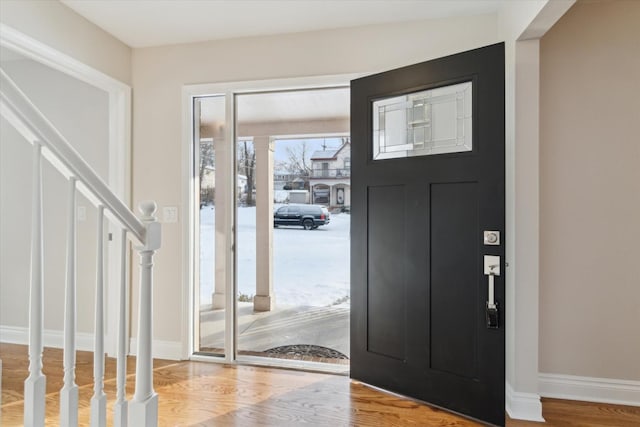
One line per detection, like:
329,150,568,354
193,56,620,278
128,201,161,427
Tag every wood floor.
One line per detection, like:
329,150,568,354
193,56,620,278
2,344,638,426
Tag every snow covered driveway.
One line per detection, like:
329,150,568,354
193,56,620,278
200,206,350,307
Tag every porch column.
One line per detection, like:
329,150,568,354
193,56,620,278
253,137,274,311
212,141,229,309
329,184,335,208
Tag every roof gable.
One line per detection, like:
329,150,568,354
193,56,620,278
310,150,338,160
310,140,350,161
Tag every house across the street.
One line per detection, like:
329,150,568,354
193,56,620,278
309,140,351,209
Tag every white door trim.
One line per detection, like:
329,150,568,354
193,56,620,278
503,0,575,421
180,73,360,360
0,23,132,357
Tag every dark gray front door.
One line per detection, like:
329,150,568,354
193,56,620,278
350,43,505,426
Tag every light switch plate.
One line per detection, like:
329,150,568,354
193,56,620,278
163,206,178,223
77,205,86,222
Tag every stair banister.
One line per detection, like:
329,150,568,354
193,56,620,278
24,141,45,426
0,68,146,243
114,228,129,427
60,177,78,426
1,67,161,426
90,206,107,427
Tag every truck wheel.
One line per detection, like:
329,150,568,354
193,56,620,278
303,219,314,230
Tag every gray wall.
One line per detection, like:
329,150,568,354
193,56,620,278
540,0,640,381
0,53,109,336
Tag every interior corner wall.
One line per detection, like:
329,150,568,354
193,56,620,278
513,38,541,394
498,0,548,43
499,0,553,403
0,0,132,85
130,15,500,345
539,0,640,381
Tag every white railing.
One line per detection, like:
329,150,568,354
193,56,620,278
310,168,351,178
1,68,160,426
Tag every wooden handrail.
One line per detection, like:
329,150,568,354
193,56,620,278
0,68,146,243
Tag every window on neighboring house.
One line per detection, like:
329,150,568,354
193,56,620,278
344,157,351,169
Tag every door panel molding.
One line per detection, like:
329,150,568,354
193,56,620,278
366,185,407,361
429,181,479,379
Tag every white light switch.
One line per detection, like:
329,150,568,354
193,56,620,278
163,206,178,223
77,205,86,222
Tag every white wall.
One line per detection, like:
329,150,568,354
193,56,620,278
130,14,500,347
0,53,109,338
497,2,575,416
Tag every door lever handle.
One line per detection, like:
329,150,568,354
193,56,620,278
487,268,497,309
484,256,500,328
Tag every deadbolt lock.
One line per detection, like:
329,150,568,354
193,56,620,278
483,230,500,246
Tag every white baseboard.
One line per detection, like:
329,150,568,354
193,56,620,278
506,381,545,422
0,325,94,351
128,337,182,361
539,373,640,407
0,325,181,361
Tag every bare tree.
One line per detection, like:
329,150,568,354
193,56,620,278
274,159,289,172
283,140,312,176
237,141,256,206
199,140,215,205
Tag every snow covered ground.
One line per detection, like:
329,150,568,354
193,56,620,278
199,205,350,308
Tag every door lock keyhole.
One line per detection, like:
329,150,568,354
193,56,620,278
483,230,500,246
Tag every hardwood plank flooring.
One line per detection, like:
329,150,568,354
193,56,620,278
2,344,638,426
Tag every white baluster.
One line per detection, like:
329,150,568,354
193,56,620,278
129,201,161,427
24,141,45,427
60,177,78,427
90,206,106,427
114,228,129,427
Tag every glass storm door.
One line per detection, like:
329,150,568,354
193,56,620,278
193,85,351,369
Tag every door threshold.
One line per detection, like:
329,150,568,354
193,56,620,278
190,352,349,375
237,354,350,375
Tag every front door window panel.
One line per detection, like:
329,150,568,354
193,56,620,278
372,81,472,160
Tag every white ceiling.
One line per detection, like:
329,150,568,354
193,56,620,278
61,0,503,48
59,0,503,128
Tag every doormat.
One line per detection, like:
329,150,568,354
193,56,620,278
264,344,349,360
